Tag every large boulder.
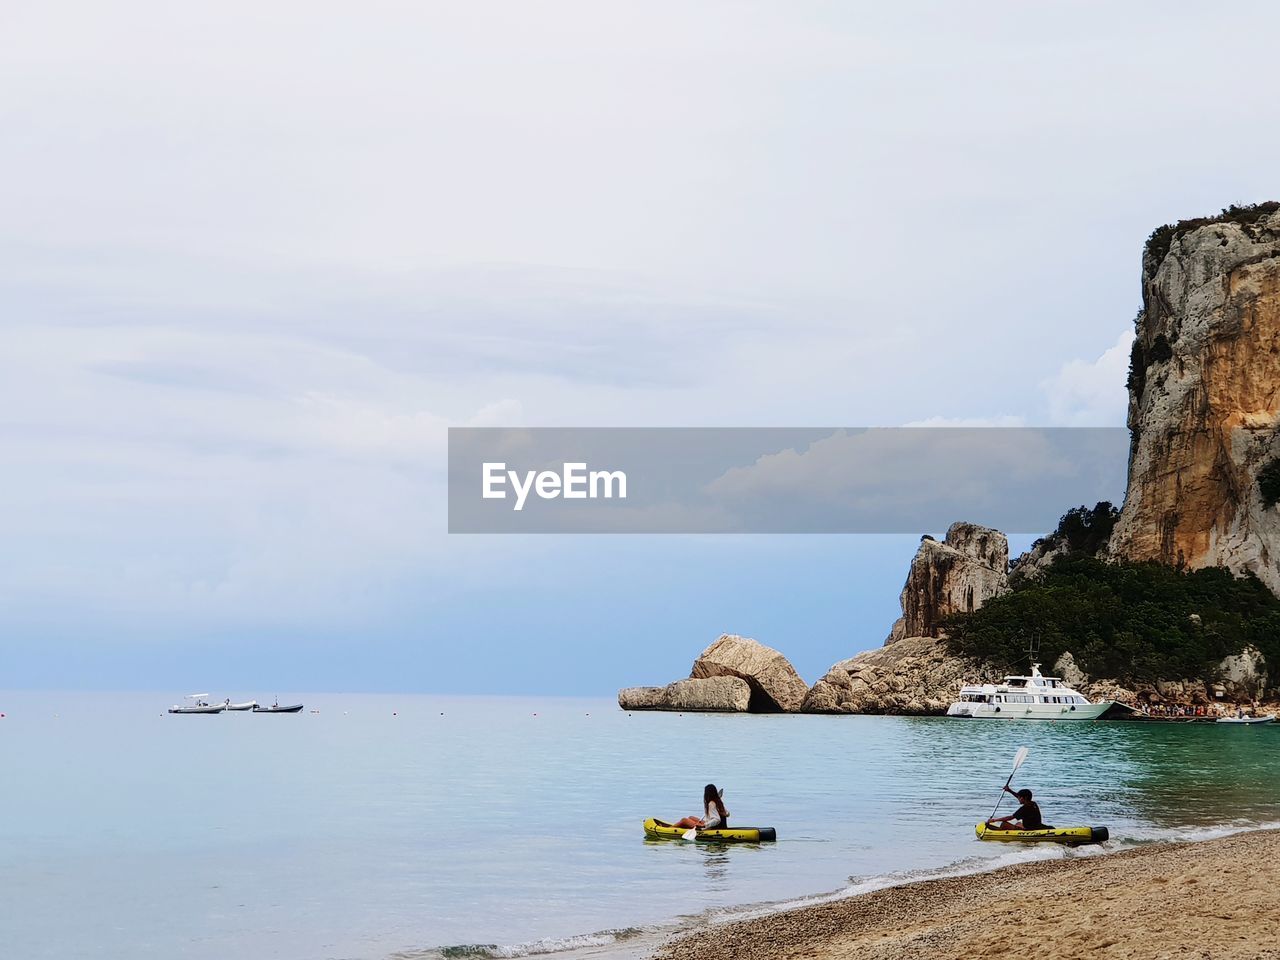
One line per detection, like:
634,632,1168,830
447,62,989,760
618,676,751,712
887,522,1009,642
1217,646,1269,701
691,634,809,712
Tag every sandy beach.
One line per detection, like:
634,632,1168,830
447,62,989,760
657,829,1280,960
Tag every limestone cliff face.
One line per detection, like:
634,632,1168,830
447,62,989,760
1109,205,1280,594
886,522,1009,642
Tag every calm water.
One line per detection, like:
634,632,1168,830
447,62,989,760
3,692,1280,959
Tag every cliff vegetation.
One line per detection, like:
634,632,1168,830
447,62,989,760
1144,201,1280,270
944,556,1280,685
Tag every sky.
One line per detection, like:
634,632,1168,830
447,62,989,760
3,1,1279,693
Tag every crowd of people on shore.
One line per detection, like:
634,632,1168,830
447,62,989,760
1138,700,1271,718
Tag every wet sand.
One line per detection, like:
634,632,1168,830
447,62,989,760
656,829,1280,960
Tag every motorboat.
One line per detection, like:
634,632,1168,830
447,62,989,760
223,699,259,711
947,664,1113,720
253,701,304,713
168,694,226,715
1216,714,1275,725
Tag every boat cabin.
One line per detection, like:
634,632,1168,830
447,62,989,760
955,665,1090,706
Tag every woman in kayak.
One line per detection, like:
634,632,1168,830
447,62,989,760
673,784,730,831
986,787,1044,831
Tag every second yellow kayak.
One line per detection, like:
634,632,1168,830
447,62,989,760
975,823,1108,845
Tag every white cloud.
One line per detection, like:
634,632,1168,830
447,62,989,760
1040,329,1134,426
902,415,1027,428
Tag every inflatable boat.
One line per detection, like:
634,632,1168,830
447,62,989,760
975,823,1108,845
644,818,776,843
1215,715,1275,725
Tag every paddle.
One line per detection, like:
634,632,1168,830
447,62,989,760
683,788,725,841
984,746,1029,830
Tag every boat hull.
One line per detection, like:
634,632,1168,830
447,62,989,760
252,704,304,713
644,818,776,843
976,823,1108,845
1215,716,1275,725
168,706,225,714
947,702,1112,720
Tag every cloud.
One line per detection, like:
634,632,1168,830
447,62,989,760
902,415,1027,428
1041,329,1134,426
702,427,1127,533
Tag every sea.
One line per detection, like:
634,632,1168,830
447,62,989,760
3,691,1279,960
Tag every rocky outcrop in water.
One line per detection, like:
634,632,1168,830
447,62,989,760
886,523,1009,642
1108,204,1280,595
617,635,807,713
618,676,751,712
691,634,809,712
801,636,991,714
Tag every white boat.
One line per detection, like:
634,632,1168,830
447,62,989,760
168,694,225,715
223,699,259,711
947,664,1113,720
1216,714,1275,725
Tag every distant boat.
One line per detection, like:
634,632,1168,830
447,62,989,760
253,701,304,714
1216,714,1275,725
169,694,225,715
223,699,259,711
947,664,1113,720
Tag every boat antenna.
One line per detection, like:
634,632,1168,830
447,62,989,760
997,632,1042,675
1026,633,1042,669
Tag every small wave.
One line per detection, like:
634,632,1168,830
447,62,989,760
1108,818,1280,847
423,927,646,960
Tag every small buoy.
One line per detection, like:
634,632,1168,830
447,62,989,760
393,711,398,716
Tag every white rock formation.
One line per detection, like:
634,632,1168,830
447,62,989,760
886,522,1010,642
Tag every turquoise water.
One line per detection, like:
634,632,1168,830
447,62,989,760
3,692,1280,959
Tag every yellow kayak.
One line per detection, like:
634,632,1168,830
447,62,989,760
644,818,777,843
975,823,1108,845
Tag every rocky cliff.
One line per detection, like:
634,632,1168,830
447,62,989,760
886,522,1009,642
805,522,1009,713
1109,204,1280,595
622,206,1280,716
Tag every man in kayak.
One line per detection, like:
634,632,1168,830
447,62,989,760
986,787,1044,831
